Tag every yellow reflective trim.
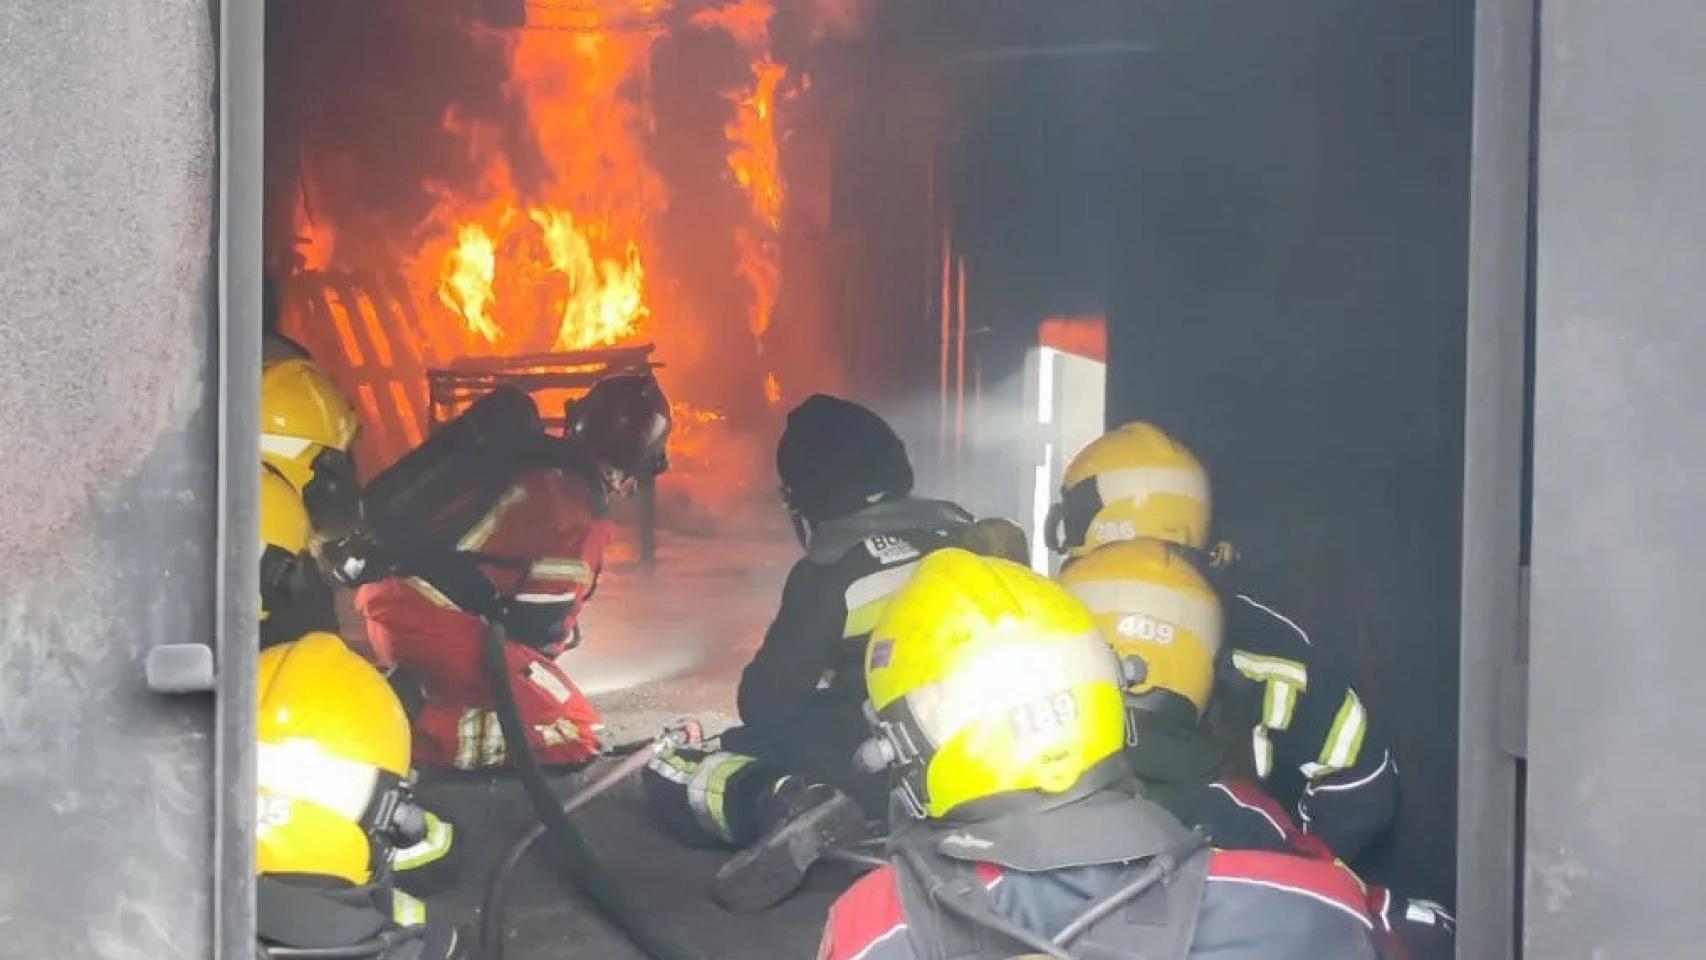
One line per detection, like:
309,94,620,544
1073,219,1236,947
1262,679,1301,731
1230,650,1309,690
687,752,756,843
457,485,527,551
455,710,480,770
406,575,459,611
393,812,455,871
530,558,593,582
843,597,893,639
392,889,427,927
1318,690,1369,773
1252,726,1274,779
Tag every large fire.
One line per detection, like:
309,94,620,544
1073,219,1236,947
413,0,787,372
278,0,834,498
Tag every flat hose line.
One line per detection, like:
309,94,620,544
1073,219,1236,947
477,622,703,960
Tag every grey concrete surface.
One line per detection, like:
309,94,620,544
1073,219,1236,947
0,2,219,957
1524,0,1706,954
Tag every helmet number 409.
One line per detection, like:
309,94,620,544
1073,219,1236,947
1009,692,1079,740
1116,614,1176,644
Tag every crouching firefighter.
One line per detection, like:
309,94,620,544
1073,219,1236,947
260,352,363,647
1059,539,1455,960
1047,422,1400,866
341,374,671,771
257,632,462,960
642,395,972,912
820,548,1387,960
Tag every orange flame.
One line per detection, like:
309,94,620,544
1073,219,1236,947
414,8,668,355
291,181,336,273
728,57,787,231
713,5,787,346
764,371,781,405
438,223,500,342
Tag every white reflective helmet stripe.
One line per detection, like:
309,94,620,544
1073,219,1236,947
902,628,1117,750
1064,578,1223,649
1318,689,1369,772
1231,650,1310,690
1092,466,1209,508
257,739,381,824
260,433,316,461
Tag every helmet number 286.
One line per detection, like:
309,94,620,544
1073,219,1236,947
1009,691,1079,740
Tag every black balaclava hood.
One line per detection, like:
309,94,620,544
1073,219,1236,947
777,394,914,523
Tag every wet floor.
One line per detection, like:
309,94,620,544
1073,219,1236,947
411,512,848,959
565,507,799,743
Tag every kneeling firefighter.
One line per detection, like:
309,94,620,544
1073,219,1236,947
334,374,699,960
643,395,972,912
260,352,363,647
1059,539,1454,960
259,346,460,895
257,632,461,960
820,548,1386,960
1047,422,1400,866
347,374,671,772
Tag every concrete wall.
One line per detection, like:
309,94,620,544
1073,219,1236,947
1523,0,1706,954
0,2,222,956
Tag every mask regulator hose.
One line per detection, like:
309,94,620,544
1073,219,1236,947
477,622,704,960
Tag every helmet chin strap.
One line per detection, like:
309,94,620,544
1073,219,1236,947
789,510,812,549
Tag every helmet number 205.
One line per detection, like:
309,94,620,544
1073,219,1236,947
1116,614,1176,644
1009,692,1079,740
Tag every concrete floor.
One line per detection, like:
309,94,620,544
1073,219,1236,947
410,514,858,959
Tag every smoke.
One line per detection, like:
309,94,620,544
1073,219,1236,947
806,0,876,40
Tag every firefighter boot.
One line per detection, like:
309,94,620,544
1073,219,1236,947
710,778,869,913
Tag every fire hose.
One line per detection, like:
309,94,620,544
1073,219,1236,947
475,719,703,960
477,621,705,960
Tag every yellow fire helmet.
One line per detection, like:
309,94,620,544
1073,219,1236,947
1056,538,1222,722
259,465,310,622
260,357,359,495
257,632,412,885
862,548,1127,821
1049,422,1211,558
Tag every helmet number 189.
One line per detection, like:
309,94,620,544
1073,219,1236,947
1009,691,1079,741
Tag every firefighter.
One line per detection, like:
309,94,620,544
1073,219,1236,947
260,464,313,628
1047,422,1400,864
643,394,971,912
352,374,670,771
820,548,1386,960
260,348,463,893
1059,538,1454,960
259,354,362,646
257,632,461,960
